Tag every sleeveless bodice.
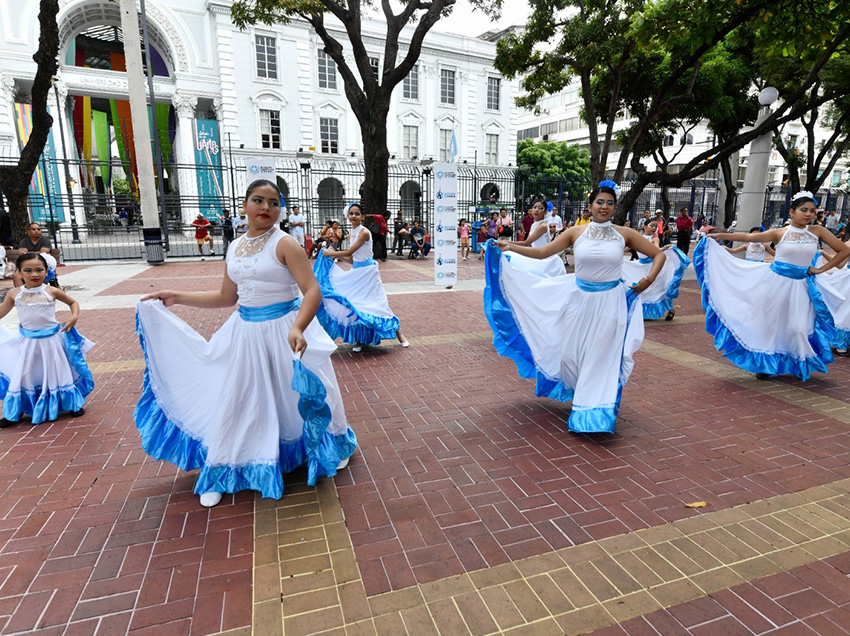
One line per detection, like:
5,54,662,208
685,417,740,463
775,226,818,268
350,225,373,262
574,222,626,282
746,243,766,262
529,220,550,248
14,284,58,330
227,228,299,307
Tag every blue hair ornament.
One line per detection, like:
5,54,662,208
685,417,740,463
546,202,554,212
598,180,621,193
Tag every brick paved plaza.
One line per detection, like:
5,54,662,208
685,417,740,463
4,256,850,635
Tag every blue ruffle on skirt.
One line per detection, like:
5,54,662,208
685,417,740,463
134,311,356,499
0,327,94,424
641,246,690,320
832,326,850,352
693,239,834,380
483,242,575,402
313,252,399,345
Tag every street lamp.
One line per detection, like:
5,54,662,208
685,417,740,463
51,79,81,243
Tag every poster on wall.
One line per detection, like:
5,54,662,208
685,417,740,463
193,118,223,219
14,103,66,223
433,162,459,286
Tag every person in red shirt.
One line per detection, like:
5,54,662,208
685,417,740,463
368,211,390,261
192,213,214,260
675,206,694,255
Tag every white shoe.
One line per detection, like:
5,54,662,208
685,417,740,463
336,456,350,471
199,492,222,507
399,339,410,348
352,344,363,352
200,257,205,261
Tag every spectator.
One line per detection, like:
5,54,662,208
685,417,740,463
218,208,235,258
547,206,564,237
497,208,513,238
309,220,334,258
410,220,431,259
637,208,651,229
397,222,412,255
288,206,306,247
191,213,214,260
574,208,591,226
118,208,128,227
368,210,390,261
234,210,249,237
392,211,405,255
675,206,694,254
326,220,344,250
479,213,500,260
521,208,534,239
826,209,840,234
13,223,53,287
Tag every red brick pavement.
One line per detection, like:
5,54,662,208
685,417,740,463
4,261,850,633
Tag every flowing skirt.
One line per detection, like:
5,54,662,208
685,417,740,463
313,252,399,345
134,300,356,499
484,246,644,433
0,327,94,424
621,247,690,319
694,238,837,380
818,266,850,350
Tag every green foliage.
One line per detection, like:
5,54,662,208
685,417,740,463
517,138,590,179
112,177,131,195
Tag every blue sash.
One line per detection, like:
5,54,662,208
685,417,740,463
19,324,62,338
576,278,620,292
352,258,376,269
638,257,653,264
238,299,301,322
770,261,808,279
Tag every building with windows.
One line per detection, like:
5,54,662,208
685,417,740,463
0,0,518,226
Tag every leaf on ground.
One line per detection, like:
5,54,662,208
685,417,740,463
685,501,707,508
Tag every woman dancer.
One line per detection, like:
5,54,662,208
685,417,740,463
484,181,664,433
621,220,690,320
314,203,408,353
725,227,775,262
135,180,356,507
694,192,850,381
0,252,93,426
508,196,566,278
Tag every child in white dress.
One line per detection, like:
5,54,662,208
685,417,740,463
135,180,355,507
0,252,94,426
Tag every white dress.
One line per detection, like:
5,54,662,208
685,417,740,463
484,221,644,433
621,234,690,319
0,284,94,423
313,225,399,344
134,228,355,499
504,219,566,278
815,257,850,350
746,243,766,262
694,227,841,380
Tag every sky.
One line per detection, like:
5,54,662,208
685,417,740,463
431,2,530,37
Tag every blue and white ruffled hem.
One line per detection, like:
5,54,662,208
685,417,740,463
641,298,674,320
0,328,94,424
832,326,850,352
693,239,834,380
313,252,399,345
134,314,357,499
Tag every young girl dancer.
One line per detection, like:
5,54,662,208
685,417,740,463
725,227,775,261
485,181,665,434
694,192,850,380
621,220,690,320
135,180,356,507
314,203,408,353
0,252,93,426
507,196,566,278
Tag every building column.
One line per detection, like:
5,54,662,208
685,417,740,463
0,71,16,156
207,1,240,145
172,91,198,223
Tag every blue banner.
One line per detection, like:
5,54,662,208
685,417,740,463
193,118,223,219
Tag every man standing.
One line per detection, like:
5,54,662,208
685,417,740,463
191,213,214,260
638,208,651,229
826,209,841,234
218,208,235,258
675,206,694,254
392,210,405,255
369,210,390,261
288,205,306,248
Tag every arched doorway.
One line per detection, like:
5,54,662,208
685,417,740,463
317,177,345,221
481,183,500,204
276,177,291,207
399,180,421,216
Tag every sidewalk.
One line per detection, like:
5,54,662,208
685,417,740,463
1,256,850,636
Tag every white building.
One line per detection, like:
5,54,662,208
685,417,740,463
0,0,518,225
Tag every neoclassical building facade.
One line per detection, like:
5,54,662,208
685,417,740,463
0,0,518,223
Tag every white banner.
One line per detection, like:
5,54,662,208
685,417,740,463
245,157,277,186
433,162,459,286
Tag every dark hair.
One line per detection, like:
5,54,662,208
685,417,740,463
27,222,41,230
790,195,817,210
244,179,280,200
588,185,618,203
16,251,48,270
531,194,548,207
348,203,363,215
749,226,761,233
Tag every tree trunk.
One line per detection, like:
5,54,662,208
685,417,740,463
4,190,30,242
720,156,737,228
613,175,651,225
358,101,390,216
660,185,671,226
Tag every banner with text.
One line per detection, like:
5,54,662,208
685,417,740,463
245,156,277,187
433,162,459,286
193,118,223,219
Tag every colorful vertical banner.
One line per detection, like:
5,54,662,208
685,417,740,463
433,162,459,286
93,109,111,188
13,103,66,223
193,118,223,219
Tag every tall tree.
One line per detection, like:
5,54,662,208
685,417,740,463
516,138,590,179
496,0,850,222
231,0,501,216
0,0,60,243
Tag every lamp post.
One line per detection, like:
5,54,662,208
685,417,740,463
52,80,81,243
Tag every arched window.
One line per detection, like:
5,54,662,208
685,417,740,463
680,133,694,145
317,177,345,218
481,183,500,203
399,180,421,216
662,135,675,147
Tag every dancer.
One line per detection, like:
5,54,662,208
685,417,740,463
694,192,850,381
135,179,356,507
725,227,775,261
508,196,566,278
621,220,690,320
484,181,664,433
314,202,409,352
0,252,93,426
